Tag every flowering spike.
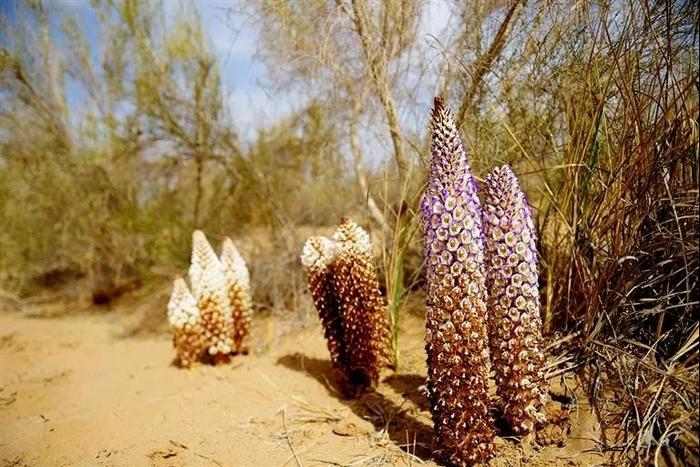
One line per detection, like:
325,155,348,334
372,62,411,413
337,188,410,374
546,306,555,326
333,236,388,396
301,220,388,398
301,236,351,390
332,216,372,255
220,238,253,354
483,165,547,435
189,231,222,296
420,97,495,465
189,230,234,359
167,277,203,368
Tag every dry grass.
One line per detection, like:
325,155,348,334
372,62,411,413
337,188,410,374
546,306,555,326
528,3,699,462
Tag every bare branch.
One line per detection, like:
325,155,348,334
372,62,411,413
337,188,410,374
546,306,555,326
349,87,389,230
456,0,525,124
349,0,409,181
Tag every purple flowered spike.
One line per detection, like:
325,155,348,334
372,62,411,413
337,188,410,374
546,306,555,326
483,165,548,435
420,97,495,465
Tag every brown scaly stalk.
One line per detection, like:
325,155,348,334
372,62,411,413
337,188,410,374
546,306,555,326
483,164,548,436
420,97,495,465
301,236,352,392
189,230,234,363
220,237,252,354
333,219,389,396
167,276,204,368
301,219,388,397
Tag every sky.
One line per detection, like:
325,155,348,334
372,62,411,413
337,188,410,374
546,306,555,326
1,0,453,151
194,1,297,140
194,0,453,144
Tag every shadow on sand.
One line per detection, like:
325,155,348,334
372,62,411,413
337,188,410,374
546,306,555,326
383,373,430,412
277,352,435,462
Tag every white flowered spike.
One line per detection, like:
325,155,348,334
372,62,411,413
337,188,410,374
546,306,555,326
167,276,200,328
221,237,250,292
300,235,339,271
332,217,372,255
220,237,253,354
189,230,227,302
167,276,203,368
188,230,233,358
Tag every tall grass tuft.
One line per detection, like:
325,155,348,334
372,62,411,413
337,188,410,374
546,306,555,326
380,165,423,370
528,1,699,462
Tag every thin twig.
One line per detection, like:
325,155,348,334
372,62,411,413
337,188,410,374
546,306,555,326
281,406,303,467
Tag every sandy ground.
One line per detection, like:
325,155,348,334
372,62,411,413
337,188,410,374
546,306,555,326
0,309,607,467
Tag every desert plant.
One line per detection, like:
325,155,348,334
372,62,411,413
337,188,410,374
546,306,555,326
300,236,349,388
483,164,547,435
189,230,234,362
166,277,204,368
526,3,699,461
378,165,425,371
220,237,253,354
167,232,254,366
331,216,372,253
332,218,389,392
301,218,388,397
420,97,494,465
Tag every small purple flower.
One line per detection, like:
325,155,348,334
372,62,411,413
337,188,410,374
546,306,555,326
483,165,548,435
421,97,495,465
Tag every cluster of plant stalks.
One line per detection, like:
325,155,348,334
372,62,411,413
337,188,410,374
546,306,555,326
167,231,252,367
421,97,550,465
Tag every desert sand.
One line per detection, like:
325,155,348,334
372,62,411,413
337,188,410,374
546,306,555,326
1,308,606,466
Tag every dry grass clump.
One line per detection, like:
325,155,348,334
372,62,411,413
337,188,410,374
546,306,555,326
528,1,699,462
